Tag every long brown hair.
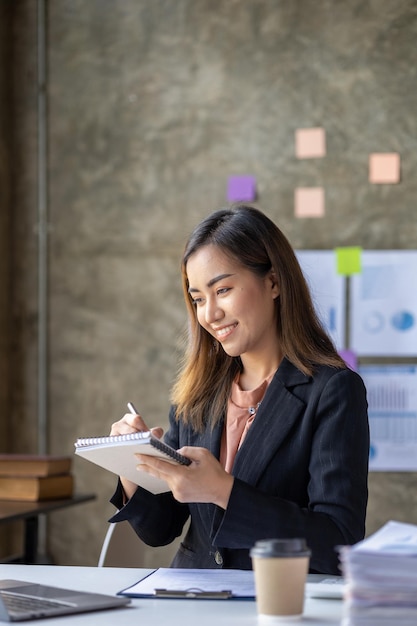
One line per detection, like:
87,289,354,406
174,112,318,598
171,205,345,431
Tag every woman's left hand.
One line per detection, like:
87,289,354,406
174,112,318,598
135,446,234,509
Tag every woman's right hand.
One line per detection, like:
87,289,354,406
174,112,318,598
110,410,164,501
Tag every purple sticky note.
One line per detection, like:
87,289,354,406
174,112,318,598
227,176,257,202
339,349,358,371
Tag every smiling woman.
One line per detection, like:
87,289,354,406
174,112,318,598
108,205,370,575
186,244,280,371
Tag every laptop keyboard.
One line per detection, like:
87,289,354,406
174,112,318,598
0,590,73,618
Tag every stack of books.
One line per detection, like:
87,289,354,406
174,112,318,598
339,520,417,626
0,455,73,501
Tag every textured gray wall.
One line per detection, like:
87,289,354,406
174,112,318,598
5,0,417,565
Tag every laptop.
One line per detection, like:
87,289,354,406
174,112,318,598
0,579,131,622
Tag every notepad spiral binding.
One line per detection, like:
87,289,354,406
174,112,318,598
150,437,191,466
74,432,152,447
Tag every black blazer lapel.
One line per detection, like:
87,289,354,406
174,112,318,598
231,360,310,485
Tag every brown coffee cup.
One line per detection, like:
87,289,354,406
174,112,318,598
250,538,311,621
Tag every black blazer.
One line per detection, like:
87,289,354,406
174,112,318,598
110,358,369,574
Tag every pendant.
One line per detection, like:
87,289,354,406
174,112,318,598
248,401,261,416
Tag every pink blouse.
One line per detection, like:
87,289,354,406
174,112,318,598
220,374,274,473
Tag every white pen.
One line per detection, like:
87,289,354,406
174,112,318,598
127,402,139,415
127,402,150,437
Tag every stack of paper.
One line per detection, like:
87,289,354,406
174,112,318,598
339,520,417,626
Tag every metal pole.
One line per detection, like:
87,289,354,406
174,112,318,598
37,0,48,456
37,0,48,561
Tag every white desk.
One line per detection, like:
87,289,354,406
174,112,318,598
0,565,344,625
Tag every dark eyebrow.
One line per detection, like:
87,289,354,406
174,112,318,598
188,273,234,293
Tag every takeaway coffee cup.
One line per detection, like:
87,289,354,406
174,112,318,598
250,538,311,621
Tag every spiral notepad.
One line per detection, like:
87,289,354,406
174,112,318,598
74,432,191,494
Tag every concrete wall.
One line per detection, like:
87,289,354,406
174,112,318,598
4,0,417,566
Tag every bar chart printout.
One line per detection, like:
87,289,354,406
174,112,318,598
359,365,417,471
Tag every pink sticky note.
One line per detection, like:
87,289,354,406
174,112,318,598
369,153,400,184
295,127,326,159
294,187,325,218
227,176,257,202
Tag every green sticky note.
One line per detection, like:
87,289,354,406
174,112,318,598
335,247,362,275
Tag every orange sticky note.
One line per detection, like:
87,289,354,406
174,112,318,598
295,127,326,159
294,187,325,218
369,153,400,184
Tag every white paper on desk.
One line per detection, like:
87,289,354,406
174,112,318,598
341,521,417,587
340,521,417,621
351,520,417,555
118,568,256,599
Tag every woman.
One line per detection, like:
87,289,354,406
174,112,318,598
109,205,369,574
